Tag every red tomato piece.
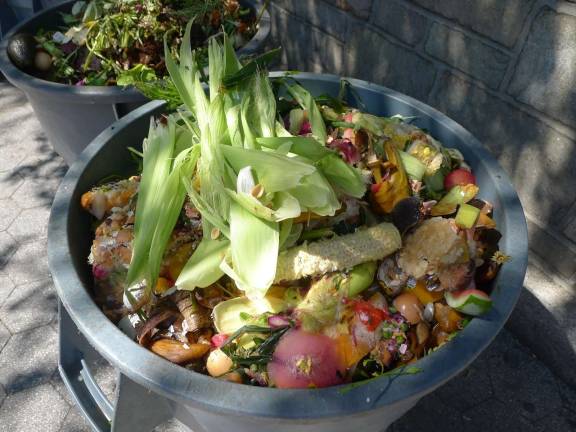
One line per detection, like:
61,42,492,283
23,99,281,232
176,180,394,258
353,300,389,331
444,168,476,190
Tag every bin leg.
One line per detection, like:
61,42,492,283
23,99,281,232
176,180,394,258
111,372,173,432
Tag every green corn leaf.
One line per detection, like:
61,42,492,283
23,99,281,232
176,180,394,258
225,189,276,221
220,145,316,193
126,118,176,289
315,153,367,198
223,32,241,76
256,136,331,161
176,237,230,291
182,176,230,239
285,83,327,144
250,71,276,138
164,20,197,112
280,219,304,250
226,201,279,300
208,37,223,102
272,191,301,221
147,145,200,288
221,47,282,88
240,96,257,149
289,170,340,216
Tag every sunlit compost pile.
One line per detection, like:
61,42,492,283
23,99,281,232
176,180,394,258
79,25,510,389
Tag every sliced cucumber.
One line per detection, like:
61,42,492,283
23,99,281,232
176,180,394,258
431,184,479,216
455,203,481,229
399,151,427,181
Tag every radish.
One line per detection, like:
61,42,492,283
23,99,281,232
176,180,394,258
444,168,476,191
445,289,492,316
267,330,345,388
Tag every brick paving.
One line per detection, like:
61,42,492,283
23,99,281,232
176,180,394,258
0,80,575,431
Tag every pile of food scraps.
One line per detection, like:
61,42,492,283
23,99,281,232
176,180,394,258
7,0,257,87
80,28,510,389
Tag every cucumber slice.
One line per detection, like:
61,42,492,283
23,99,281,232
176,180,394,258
213,296,287,334
399,151,427,181
431,184,479,216
455,203,481,229
445,289,492,316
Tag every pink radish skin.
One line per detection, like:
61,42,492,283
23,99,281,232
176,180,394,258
267,330,345,389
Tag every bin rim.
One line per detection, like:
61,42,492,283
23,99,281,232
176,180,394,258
48,71,528,420
0,0,270,102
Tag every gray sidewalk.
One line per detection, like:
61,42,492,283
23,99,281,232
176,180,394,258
0,81,575,431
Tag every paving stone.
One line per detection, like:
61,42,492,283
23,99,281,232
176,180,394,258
393,393,465,432
429,72,576,230
0,231,18,272
154,418,190,432
0,273,16,307
0,115,46,174
10,177,61,210
460,398,538,432
425,23,510,89
0,145,27,175
270,6,345,74
526,219,576,281
3,238,50,285
346,26,436,101
508,9,576,127
373,0,428,46
0,199,21,232
0,170,24,200
13,150,66,185
0,83,29,114
272,0,349,41
535,413,576,432
0,325,58,393
507,256,576,388
411,0,535,47
557,381,576,428
563,212,576,244
435,360,493,411
59,407,92,432
323,0,373,19
486,337,562,422
7,205,51,244
0,320,10,352
0,279,58,334
0,383,68,432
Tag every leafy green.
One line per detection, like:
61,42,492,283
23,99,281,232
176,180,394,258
176,237,230,290
125,117,183,292
285,83,327,144
222,47,282,88
116,64,157,86
315,153,366,198
220,146,315,193
225,202,279,300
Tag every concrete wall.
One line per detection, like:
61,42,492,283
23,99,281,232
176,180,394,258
268,0,576,288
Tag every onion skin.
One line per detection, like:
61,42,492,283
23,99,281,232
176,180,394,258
267,330,345,389
393,292,423,324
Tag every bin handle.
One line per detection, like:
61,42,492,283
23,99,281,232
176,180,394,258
59,304,114,432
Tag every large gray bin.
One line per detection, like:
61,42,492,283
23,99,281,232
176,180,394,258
48,72,528,432
0,0,270,165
